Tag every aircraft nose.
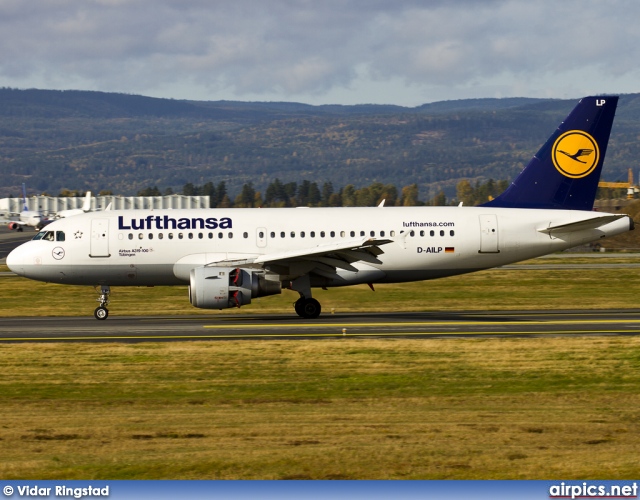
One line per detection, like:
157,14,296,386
6,246,25,275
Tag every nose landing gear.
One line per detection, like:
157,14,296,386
94,285,111,320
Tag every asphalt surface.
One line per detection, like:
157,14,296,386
0,225,34,261
1,309,640,343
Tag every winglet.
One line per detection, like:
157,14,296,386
482,96,618,211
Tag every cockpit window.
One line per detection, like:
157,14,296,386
32,231,57,241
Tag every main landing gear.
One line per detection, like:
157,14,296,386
94,285,111,320
290,275,321,319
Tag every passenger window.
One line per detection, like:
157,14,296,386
188,233,193,239
281,231,285,238
320,231,325,238
370,231,375,237
381,231,385,237
178,233,183,239
340,231,345,237
440,230,445,236
229,233,233,239
419,230,424,237
301,231,305,238
360,231,365,237
450,230,455,236
290,231,296,238
350,231,355,237
430,230,435,237
243,232,248,238
330,231,335,238
198,233,203,239
128,233,133,240
169,233,174,239
259,231,264,239
218,232,223,239
410,230,415,237
138,233,144,240
208,233,213,239
149,233,154,240
56,231,65,242
158,233,164,240
270,232,275,238
390,230,395,237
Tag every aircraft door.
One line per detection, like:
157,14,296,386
478,214,500,253
257,227,267,248
90,218,111,257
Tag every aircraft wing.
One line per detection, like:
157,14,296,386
538,214,628,235
211,237,392,278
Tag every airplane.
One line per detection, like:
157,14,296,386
54,191,93,219
0,184,47,231
6,96,634,320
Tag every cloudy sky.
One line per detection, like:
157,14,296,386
1,0,639,106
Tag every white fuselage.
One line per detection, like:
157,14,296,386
6,206,632,288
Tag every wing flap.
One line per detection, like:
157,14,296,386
252,237,392,265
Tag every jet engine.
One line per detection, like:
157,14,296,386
8,222,19,230
189,266,281,309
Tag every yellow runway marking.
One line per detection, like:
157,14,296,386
3,329,640,342
202,319,640,329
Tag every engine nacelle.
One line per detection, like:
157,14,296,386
8,222,19,230
189,266,281,310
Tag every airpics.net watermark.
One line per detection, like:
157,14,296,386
3,485,109,499
549,482,638,499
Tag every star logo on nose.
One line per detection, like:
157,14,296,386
75,231,83,239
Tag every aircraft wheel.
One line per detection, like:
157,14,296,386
294,298,305,317
298,298,321,319
94,306,109,320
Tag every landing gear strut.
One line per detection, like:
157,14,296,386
94,285,111,320
290,275,321,319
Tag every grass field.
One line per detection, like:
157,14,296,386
1,338,639,479
0,258,639,479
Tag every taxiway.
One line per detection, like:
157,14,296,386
1,309,639,343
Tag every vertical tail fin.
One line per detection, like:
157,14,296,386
482,96,618,210
21,183,28,212
82,191,92,212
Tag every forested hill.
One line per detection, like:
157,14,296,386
1,88,639,199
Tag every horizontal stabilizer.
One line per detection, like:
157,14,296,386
538,214,628,235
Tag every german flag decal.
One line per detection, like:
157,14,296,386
445,247,455,253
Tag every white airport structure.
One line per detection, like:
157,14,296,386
0,194,210,217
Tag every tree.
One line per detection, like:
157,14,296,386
456,179,474,206
137,186,161,196
400,184,419,206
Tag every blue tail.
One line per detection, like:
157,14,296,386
21,183,29,212
482,96,618,210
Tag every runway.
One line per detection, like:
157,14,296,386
1,309,640,343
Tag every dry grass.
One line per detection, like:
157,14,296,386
0,338,639,479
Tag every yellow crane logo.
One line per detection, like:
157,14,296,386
552,130,599,178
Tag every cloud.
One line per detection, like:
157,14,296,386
0,0,639,104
